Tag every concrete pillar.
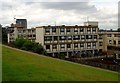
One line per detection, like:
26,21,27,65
7,33,10,44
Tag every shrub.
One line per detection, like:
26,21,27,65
13,38,47,55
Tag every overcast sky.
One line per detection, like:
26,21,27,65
0,0,119,29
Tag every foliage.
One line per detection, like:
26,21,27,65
13,38,47,55
117,28,120,32
2,28,8,43
58,53,66,59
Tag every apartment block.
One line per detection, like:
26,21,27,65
7,21,120,57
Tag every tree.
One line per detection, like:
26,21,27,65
13,38,47,55
2,26,8,43
14,38,26,48
117,28,120,32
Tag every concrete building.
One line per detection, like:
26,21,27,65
7,21,120,57
16,19,27,29
36,25,99,57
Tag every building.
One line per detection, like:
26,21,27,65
16,19,27,29
7,21,120,58
36,24,99,57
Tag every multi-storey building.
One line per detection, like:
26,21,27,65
16,19,27,29
35,24,99,57
7,21,120,57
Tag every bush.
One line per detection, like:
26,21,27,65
14,38,26,48
13,38,47,55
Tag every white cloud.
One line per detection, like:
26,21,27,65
0,0,118,29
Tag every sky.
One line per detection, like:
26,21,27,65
0,0,119,29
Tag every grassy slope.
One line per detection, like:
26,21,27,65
2,45,119,81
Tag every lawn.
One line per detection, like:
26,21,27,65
2,45,119,81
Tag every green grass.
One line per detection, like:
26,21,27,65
2,45,119,81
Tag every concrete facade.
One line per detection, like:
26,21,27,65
7,21,120,57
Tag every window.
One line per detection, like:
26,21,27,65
67,36,72,40
99,42,103,46
32,30,35,33
92,28,96,32
60,44,65,48
113,40,116,45
67,44,71,48
93,35,97,39
80,28,84,32
44,36,52,41
60,28,64,32
87,43,91,47
53,36,58,41
87,28,91,32
74,44,78,48
118,41,120,44
80,43,84,47
74,28,78,32
93,42,96,46
66,28,70,32
81,35,85,39
107,34,112,37
86,35,92,39
109,40,112,44
46,45,50,49
114,34,120,37
60,36,66,40
45,28,50,32
52,45,57,49
73,35,80,40
33,35,35,37
99,35,103,39
52,28,56,32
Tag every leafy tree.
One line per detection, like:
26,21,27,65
13,38,47,55
58,53,65,59
2,27,8,43
117,28,120,32
14,38,26,48
22,40,33,51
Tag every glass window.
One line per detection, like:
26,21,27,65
45,28,50,32
73,35,80,40
44,36,52,41
92,28,96,32
67,44,71,48
74,28,78,32
53,36,58,41
86,35,92,39
93,35,97,39
109,40,112,44
74,44,78,48
52,28,56,32
107,34,112,37
87,43,91,47
66,28,70,32
93,42,96,46
60,28,64,32
80,28,84,32
113,40,116,45
87,28,91,32
60,44,65,48
32,30,35,33
52,45,57,49
99,35,103,39
67,36,72,40
46,45,50,49
80,43,84,47
60,36,66,40
99,42,103,46
81,35,85,39
118,41,120,44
